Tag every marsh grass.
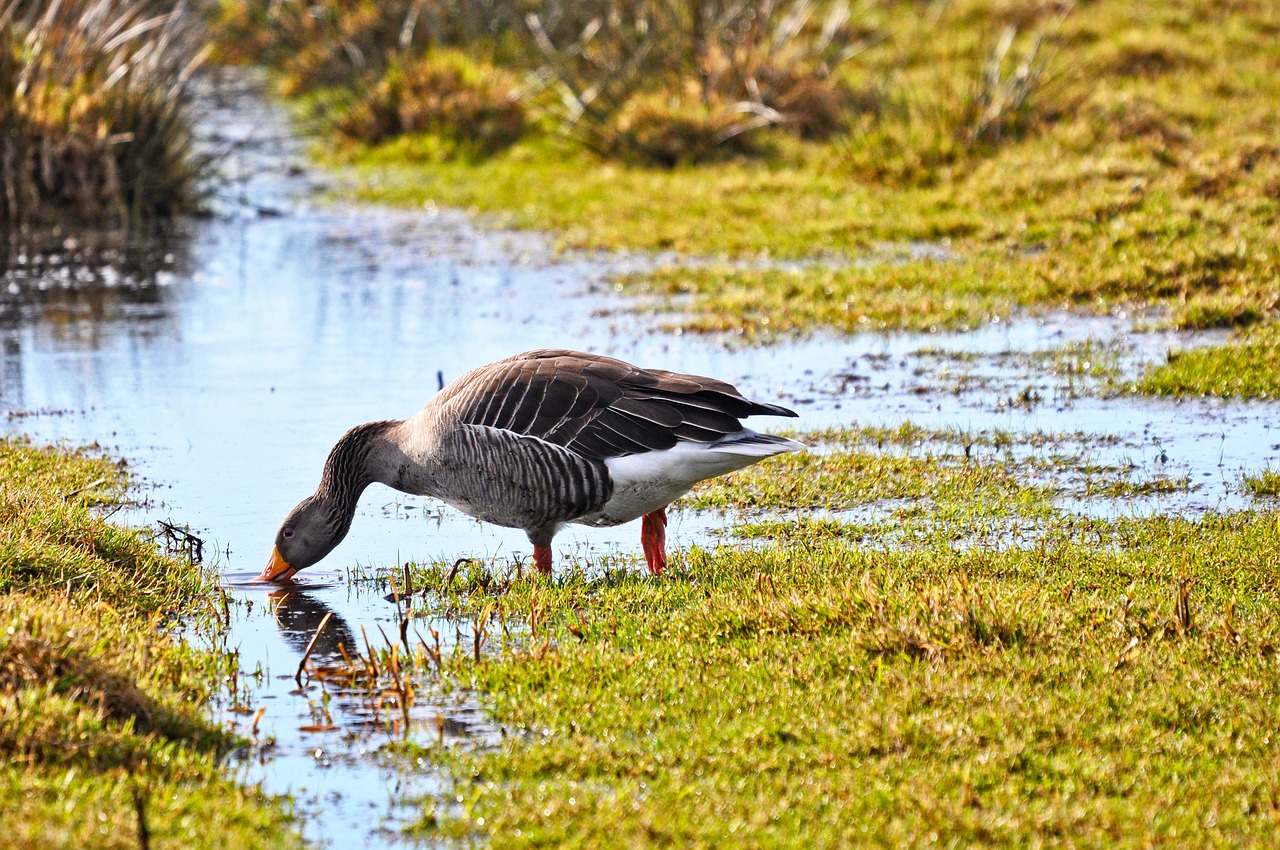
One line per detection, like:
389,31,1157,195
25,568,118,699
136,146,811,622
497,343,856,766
209,0,508,95
845,8,1074,185
1139,325,1280,399
523,0,874,163
333,50,527,153
1243,467,1280,498
399,510,1280,847
958,20,1066,150
0,0,211,226
329,0,1280,393
214,0,878,160
0,437,299,849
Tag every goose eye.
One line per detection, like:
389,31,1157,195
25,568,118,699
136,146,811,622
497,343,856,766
282,527,295,540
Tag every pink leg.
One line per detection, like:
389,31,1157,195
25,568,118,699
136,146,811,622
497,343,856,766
640,508,668,575
533,544,553,576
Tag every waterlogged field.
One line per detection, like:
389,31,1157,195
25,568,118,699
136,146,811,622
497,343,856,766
326,0,1280,396
292,0,1280,841
4,0,1279,845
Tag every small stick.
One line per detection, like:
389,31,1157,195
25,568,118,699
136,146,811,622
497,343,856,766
247,705,266,737
295,612,333,687
360,625,380,677
377,624,396,657
445,557,471,584
62,477,107,501
132,783,150,850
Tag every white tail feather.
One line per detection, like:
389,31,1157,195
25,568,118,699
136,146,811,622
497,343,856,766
592,431,803,525
704,429,805,457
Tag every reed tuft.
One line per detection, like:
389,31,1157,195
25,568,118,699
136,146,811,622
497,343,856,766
0,0,211,227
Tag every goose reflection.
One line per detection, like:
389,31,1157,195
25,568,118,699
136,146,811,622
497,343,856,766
263,588,489,742
266,587,361,660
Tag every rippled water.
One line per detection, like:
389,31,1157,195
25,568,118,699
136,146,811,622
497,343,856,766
3,72,1278,846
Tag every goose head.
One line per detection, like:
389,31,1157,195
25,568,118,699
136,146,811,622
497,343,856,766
257,495,350,582
256,420,402,583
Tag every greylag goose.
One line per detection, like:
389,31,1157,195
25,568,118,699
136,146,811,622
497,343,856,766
257,349,802,582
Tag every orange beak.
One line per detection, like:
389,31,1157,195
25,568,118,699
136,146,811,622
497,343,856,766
255,545,297,583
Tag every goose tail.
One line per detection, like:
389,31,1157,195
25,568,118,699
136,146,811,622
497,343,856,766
705,429,805,457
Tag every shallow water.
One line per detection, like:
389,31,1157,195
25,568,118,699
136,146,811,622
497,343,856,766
3,73,1278,846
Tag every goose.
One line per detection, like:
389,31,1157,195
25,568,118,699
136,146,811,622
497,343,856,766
257,349,803,582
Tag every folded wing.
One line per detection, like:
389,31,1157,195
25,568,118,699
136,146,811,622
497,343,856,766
441,349,797,461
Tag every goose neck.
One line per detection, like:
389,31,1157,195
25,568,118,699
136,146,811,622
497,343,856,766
316,420,403,512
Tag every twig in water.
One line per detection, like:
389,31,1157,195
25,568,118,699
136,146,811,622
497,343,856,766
473,602,496,662
246,705,266,737
156,520,204,563
360,625,380,677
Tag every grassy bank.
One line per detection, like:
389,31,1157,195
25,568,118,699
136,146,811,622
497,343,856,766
264,0,1280,393
0,438,300,849
394,442,1280,846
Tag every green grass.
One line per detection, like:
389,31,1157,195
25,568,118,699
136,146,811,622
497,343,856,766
0,438,300,850
1139,325,1280,399
313,0,1280,394
371,425,1253,845
401,510,1280,847
1243,466,1280,497
685,427,1183,516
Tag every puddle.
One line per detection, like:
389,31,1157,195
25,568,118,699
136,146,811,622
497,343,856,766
3,70,1280,845
213,577,499,848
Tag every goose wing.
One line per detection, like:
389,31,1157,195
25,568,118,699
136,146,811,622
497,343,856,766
441,349,796,461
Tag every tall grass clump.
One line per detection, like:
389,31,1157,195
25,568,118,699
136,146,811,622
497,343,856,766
334,50,526,154
211,0,879,164
209,0,441,95
846,9,1072,184
1242,466,1280,497
525,0,877,164
0,0,211,227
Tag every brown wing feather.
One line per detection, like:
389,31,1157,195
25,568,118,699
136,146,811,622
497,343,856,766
442,349,796,461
